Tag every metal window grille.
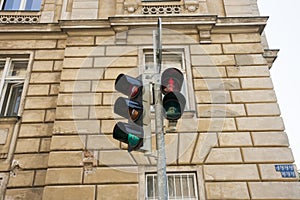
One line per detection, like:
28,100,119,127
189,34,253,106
146,173,198,199
0,58,28,117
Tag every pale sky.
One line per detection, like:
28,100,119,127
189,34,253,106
258,1,300,168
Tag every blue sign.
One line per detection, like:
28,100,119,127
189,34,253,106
275,164,296,178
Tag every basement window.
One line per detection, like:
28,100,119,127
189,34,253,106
146,172,198,199
0,58,28,117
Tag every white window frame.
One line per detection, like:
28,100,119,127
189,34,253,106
0,57,29,117
145,172,199,200
0,0,42,11
139,46,196,116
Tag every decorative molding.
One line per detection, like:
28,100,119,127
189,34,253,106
112,26,129,45
0,14,40,24
142,5,181,15
183,0,199,12
124,0,138,13
263,49,279,69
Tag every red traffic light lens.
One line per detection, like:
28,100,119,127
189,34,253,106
130,85,140,98
161,68,184,95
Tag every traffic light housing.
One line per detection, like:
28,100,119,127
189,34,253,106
113,73,151,152
161,68,186,121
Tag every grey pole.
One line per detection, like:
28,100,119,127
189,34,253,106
154,17,168,200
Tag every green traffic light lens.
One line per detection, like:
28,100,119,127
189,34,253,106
164,102,181,119
128,133,140,147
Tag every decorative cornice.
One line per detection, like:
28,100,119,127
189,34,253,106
0,23,62,33
0,15,268,36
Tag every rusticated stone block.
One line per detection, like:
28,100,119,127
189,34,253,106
22,110,45,122
194,78,240,90
55,106,89,119
7,170,34,187
236,54,267,65
19,123,53,137
50,135,85,150
30,72,61,83
204,164,259,181
106,46,138,56
192,67,227,78
249,182,300,199
195,91,231,103
45,168,83,184
197,104,246,117
246,103,280,116
48,151,83,167
252,132,289,147
53,120,100,134
84,167,138,184
25,97,57,109
35,50,64,60
63,57,93,68
192,55,235,66
43,185,95,200
242,147,294,163
190,44,223,55
240,77,273,89
206,182,250,199
205,148,243,163
223,43,264,54
27,84,50,96
236,117,284,131
97,184,138,200
15,138,40,153
60,68,104,81
64,46,104,57
14,154,49,169
98,150,136,166
231,90,277,103
227,65,270,77
231,33,261,43
219,132,252,147
5,188,43,200
59,81,91,92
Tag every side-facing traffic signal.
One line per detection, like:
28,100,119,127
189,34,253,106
113,74,144,152
161,68,186,121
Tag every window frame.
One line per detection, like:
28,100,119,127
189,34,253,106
139,46,196,116
0,0,42,11
0,57,30,117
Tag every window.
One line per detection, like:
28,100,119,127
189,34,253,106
0,58,28,117
0,0,42,11
146,173,198,199
142,48,195,113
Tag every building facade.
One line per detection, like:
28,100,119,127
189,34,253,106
0,0,300,199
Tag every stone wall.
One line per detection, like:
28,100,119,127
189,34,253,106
0,0,299,200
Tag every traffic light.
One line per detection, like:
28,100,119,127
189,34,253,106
161,68,186,121
113,73,149,152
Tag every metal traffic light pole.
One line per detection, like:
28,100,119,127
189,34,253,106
153,17,168,200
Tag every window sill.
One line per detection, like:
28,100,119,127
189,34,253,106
0,116,20,124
